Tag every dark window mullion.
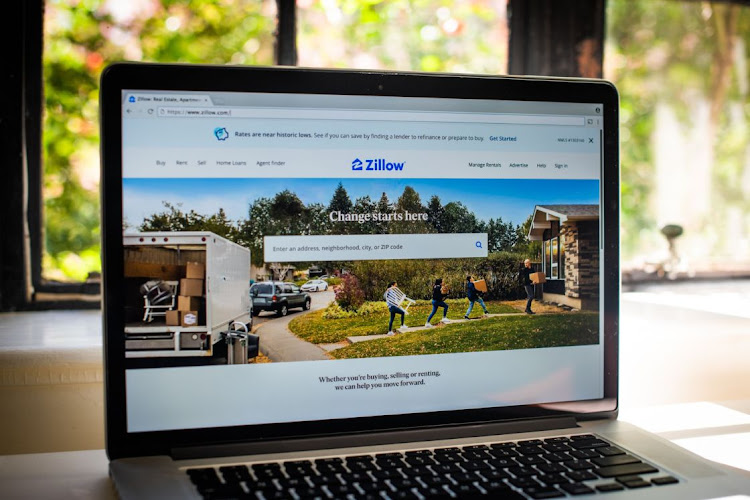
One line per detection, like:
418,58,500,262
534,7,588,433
275,0,297,66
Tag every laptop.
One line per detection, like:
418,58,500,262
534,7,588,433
100,63,750,499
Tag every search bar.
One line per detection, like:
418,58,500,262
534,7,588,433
157,106,585,126
264,233,489,262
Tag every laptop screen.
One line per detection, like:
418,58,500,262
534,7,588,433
119,88,604,433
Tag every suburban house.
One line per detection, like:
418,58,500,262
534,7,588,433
528,204,599,311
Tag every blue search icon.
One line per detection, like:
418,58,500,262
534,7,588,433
475,241,482,249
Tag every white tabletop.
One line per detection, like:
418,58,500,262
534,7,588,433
2,400,750,500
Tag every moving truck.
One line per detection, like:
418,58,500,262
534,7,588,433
123,232,252,361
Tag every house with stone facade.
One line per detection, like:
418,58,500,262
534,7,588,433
528,205,599,311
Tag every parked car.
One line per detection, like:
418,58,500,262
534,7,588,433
250,281,311,317
301,279,329,292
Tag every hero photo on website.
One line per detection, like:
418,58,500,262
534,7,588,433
120,91,604,431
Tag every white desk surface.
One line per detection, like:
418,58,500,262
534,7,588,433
2,401,750,500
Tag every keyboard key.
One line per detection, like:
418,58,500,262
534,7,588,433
652,475,679,485
536,463,567,474
488,448,519,459
596,462,658,478
487,457,516,468
415,486,452,499
620,478,651,489
569,449,600,460
490,442,517,449
463,444,489,450
404,455,437,467
507,466,536,477
525,486,565,499
432,463,464,474
518,439,545,446
515,455,548,466
405,449,432,457
564,470,597,482
480,469,511,481
448,483,484,497
542,442,572,453
420,475,450,487
462,461,492,471
508,476,542,489
389,478,420,490
371,469,403,480
564,459,594,470
450,472,480,484
598,446,626,457
559,482,595,496
537,473,570,485
543,437,571,444
517,445,546,455
570,439,609,449
592,454,641,467
570,434,596,441
596,482,625,492
544,452,573,463
401,466,433,477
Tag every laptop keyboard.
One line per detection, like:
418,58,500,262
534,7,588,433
186,434,679,499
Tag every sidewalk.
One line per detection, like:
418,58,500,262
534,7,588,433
344,312,530,345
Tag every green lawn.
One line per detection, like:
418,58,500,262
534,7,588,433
289,299,520,344
330,313,600,359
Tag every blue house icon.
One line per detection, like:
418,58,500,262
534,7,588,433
128,96,135,103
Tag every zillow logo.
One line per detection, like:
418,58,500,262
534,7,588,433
128,96,136,103
351,157,405,172
214,127,229,141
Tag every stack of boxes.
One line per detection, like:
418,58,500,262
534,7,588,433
166,261,205,327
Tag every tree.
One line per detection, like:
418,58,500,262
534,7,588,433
140,203,239,242
440,201,482,234
390,186,430,234
43,0,276,280
374,192,393,234
426,195,445,233
327,182,354,234
352,195,378,234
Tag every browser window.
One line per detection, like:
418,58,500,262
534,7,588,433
120,90,603,432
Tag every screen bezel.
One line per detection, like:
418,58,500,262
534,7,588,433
101,63,619,460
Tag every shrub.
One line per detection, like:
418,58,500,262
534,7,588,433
322,300,385,319
335,274,365,311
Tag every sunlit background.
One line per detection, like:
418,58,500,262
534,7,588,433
42,0,750,282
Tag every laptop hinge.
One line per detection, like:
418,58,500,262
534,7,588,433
172,417,578,461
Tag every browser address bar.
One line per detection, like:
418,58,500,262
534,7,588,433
156,106,585,126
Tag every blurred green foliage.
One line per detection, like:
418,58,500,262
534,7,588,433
296,0,507,73
607,1,750,261
42,0,276,281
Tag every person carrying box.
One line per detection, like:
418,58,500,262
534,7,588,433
425,278,450,327
520,259,536,315
464,276,489,319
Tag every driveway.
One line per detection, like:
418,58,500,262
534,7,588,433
253,289,335,362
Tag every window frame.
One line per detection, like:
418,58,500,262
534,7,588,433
4,0,608,312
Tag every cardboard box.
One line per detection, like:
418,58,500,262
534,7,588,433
177,295,202,312
179,278,204,297
165,310,181,326
530,272,547,284
181,311,199,327
186,261,206,279
473,279,487,292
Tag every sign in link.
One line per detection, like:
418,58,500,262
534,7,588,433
264,233,489,263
